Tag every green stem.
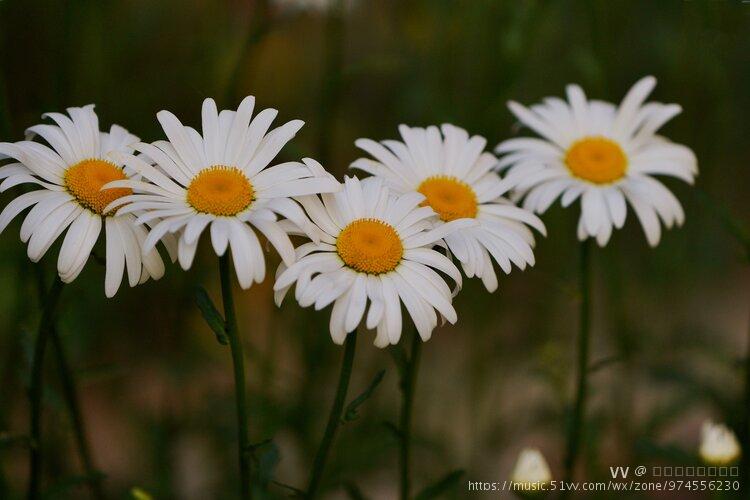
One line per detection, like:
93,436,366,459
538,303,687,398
399,329,422,500
50,328,105,499
563,239,592,489
219,254,252,500
32,266,105,499
305,332,357,499
27,277,64,500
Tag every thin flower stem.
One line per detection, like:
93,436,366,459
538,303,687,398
305,332,357,499
50,328,105,500
399,329,422,500
563,239,593,490
27,276,64,500
218,254,252,500
32,266,105,499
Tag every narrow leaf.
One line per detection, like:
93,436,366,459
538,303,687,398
415,469,465,500
342,370,385,423
194,286,228,345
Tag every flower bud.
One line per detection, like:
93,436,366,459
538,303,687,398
699,421,741,466
510,448,552,498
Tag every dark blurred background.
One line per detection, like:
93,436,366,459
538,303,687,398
0,0,749,498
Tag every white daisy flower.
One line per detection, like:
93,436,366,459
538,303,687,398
273,176,475,347
496,76,698,247
700,421,741,466
0,105,173,297
105,96,340,289
350,124,546,292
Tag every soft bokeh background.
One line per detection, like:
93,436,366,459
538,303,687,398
0,0,749,498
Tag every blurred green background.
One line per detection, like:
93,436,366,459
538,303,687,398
0,0,749,498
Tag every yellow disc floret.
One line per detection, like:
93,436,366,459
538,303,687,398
565,136,627,184
64,159,131,215
337,218,403,274
187,166,254,216
417,175,478,222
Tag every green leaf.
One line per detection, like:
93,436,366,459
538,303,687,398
415,469,465,500
342,370,385,423
194,286,228,345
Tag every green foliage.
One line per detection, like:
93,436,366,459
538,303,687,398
194,285,228,345
342,370,385,423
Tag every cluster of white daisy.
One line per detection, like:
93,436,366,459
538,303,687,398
0,76,697,346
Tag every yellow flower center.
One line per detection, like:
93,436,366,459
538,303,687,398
565,137,627,184
64,159,132,215
336,218,403,274
186,166,254,216
417,175,478,222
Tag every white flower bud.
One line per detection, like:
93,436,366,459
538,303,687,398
699,421,741,466
510,448,552,497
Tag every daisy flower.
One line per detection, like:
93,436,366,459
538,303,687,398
105,96,340,288
496,76,698,247
0,105,173,297
274,176,475,347
350,124,546,292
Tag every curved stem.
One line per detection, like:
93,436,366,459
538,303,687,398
305,332,357,499
27,277,64,500
563,239,593,490
399,329,422,500
219,254,252,500
50,329,105,499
